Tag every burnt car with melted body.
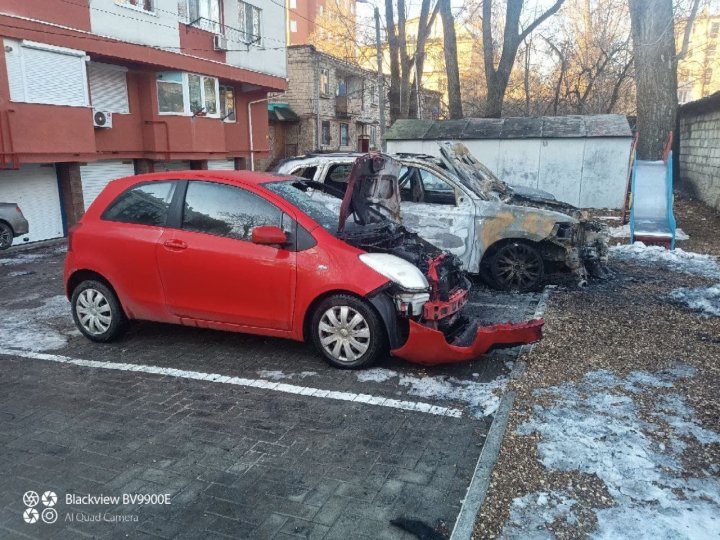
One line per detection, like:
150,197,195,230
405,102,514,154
274,143,609,291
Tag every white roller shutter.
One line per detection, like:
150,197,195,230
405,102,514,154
0,165,63,245
89,62,129,113
154,161,192,172
207,159,236,171
80,160,135,210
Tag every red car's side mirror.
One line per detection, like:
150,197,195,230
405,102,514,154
251,225,288,246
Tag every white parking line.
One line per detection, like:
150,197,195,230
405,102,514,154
0,348,464,418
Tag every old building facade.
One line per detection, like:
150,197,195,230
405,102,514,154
259,44,388,171
0,0,286,246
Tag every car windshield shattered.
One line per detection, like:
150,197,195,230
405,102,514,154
264,179,343,233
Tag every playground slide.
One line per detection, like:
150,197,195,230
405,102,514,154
630,145,677,249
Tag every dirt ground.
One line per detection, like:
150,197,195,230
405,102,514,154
473,194,720,538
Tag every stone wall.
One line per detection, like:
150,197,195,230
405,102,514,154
679,92,720,211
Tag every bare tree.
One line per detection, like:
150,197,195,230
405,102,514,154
439,0,463,118
482,0,566,117
629,0,678,160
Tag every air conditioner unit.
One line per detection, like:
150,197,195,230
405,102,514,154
213,34,228,51
93,110,113,129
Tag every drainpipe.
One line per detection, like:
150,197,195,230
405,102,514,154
248,96,270,171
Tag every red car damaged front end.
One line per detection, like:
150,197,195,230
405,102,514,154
335,153,544,366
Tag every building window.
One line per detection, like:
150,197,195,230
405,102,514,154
89,62,129,114
117,0,154,13
320,68,330,97
322,121,331,145
290,20,297,32
156,72,220,117
711,22,719,39
4,39,89,107
369,125,377,147
369,81,377,105
340,123,349,146
337,78,348,97
220,85,235,121
705,69,713,86
239,1,262,44
708,44,717,58
290,0,296,8
187,0,221,32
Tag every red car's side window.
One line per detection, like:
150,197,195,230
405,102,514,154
182,181,283,242
102,182,177,226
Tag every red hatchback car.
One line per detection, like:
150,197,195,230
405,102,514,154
64,154,542,368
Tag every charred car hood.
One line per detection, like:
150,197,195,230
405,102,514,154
438,141,583,220
338,153,402,232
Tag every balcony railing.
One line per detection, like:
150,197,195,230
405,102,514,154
186,17,261,46
336,95,349,118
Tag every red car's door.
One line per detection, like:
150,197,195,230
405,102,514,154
157,180,296,330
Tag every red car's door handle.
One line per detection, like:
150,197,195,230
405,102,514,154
163,239,188,251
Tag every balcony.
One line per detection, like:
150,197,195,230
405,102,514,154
336,95,350,118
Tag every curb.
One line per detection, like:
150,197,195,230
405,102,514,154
449,286,554,540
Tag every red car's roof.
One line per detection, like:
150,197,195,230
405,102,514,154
116,170,292,187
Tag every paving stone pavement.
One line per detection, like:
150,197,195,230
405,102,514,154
0,244,541,539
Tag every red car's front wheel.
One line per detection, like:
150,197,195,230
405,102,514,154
310,294,387,369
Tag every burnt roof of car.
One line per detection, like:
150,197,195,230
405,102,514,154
118,169,291,186
384,114,632,140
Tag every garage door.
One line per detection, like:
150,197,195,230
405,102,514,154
207,159,236,171
79,160,135,210
0,164,64,245
154,160,192,172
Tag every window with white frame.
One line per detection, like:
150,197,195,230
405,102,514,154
290,0,296,8
187,0,221,32
89,62,129,113
4,39,89,107
220,85,236,121
238,1,262,44
117,0,154,13
156,72,220,117
290,20,297,33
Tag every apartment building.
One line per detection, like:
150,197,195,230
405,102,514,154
0,0,286,246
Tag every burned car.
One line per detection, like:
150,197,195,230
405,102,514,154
274,143,609,291
65,156,542,369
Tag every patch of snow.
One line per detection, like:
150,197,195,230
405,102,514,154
0,252,49,266
356,368,398,383
502,491,579,539
355,369,507,417
669,284,720,318
608,225,689,240
7,270,33,277
256,369,317,380
0,295,74,351
597,215,621,221
609,242,720,279
502,367,720,539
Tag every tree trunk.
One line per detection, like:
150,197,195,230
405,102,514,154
385,0,401,123
409,0,436,118
629,0,677,160
439,0,462,119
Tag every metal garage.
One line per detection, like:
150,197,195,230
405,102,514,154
207,159,237,171
79,160,135,210
384,115,634,209
0,164,64,245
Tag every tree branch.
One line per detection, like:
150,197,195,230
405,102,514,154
519,0,566,43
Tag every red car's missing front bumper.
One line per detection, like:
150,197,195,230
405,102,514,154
390,318,544,366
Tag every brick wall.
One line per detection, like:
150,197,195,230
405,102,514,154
679,94,720,211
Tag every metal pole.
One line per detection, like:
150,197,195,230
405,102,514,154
374,6,386,151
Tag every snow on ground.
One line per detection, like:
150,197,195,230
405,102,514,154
607,224,689,240
501,366,720,539
356,368,507,417
256,369,317,380
0,295,76,351
609,242,720,279
669,284,720,318
0,245,66,266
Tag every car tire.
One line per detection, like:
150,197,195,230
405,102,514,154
0,222,13,250
488,241,545,292
310,294,387,369
71,280,128,342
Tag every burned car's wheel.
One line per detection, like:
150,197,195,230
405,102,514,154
488,241,545,292
71,280,128,342
0,222,12,250
311,295,386,369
